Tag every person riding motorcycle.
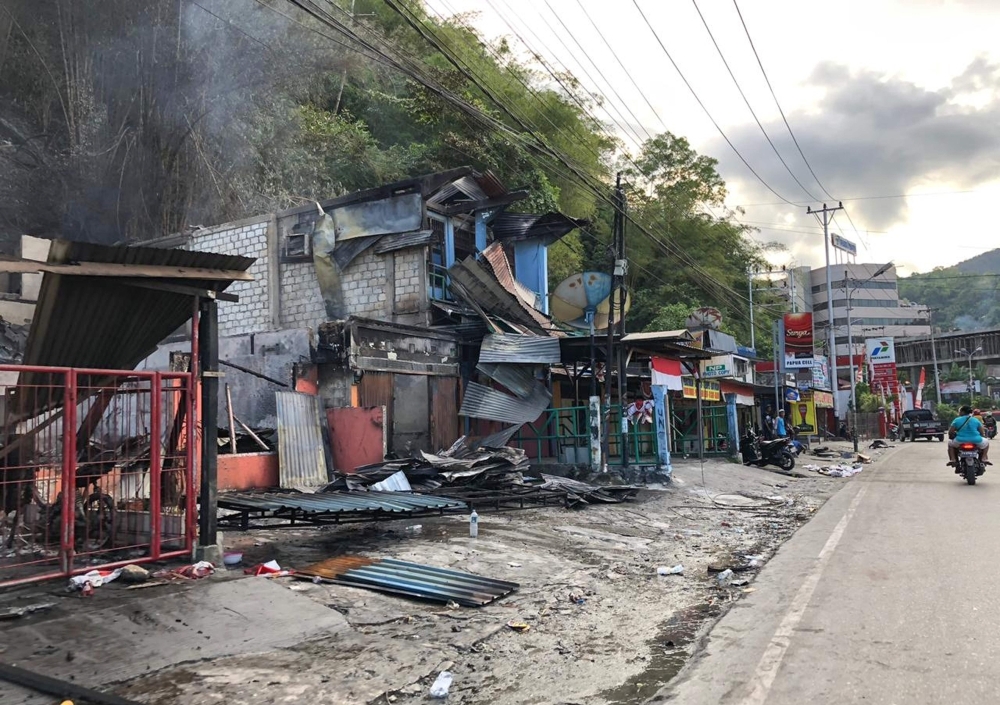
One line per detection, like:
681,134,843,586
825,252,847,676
948,405,991,467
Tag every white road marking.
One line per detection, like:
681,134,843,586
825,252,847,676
741,483,869,705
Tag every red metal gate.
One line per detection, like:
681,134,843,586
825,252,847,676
0,365,196,587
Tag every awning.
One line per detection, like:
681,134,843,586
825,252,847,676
721,380,755,406
15,239,254,418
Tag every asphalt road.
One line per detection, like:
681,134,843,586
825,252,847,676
653,439,1000,705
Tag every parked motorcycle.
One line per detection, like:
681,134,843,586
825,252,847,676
888,424,899,441
956,442,986,485
740,430,796,471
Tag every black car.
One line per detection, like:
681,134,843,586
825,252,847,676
899,409,945,442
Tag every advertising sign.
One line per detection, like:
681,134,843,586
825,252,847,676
867,337,898,392
812,355,831,391
813,390,835,408
831,234,857,256
783,313,815,370
701,355,733,379
792,393,817,433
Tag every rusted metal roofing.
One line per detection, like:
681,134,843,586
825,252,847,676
275,392,329,491
479,334,562,364
296,556,518,607
448,256,554,334
17,239,253,415
374,229,434,254
481,242,541,311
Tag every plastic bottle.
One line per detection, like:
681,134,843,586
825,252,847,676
469,509,479,538
430,671,453,698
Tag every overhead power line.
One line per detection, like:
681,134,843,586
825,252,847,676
731,0,834,201
630,0,800,206
691,0,819,203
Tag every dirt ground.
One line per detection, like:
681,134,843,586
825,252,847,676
1,442,890,705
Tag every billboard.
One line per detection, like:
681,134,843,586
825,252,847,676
812,355,831,391
701,355,734,379
792,393,817,433
867,337,899,393
831,234,857,256
783,313,815,370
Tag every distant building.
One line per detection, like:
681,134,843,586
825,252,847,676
808,263,930,361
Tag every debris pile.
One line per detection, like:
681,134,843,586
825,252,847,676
802,463,864,478
321,435,638,507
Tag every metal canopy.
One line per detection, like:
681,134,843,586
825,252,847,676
17,239,254,416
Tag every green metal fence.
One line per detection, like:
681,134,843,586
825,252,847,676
671,405,731,456
509,404,659,465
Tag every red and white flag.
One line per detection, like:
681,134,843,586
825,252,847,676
915,367,926,408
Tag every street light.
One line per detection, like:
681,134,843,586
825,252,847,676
846,262,893,452
955,346,984,407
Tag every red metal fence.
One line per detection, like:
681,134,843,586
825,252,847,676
0,365,196,587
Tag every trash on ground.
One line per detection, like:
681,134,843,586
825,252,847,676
744,555,765,568
857,453,873,463
174,561,216,579
223,552,244,566
245,560,283,576
869,440,892,449
716,569,734,587
657,564,684,576
68,568,122,592
569,592,586,604
119,564,150,584
295,556,518,607
506,620,531,632
430,671,453,698
0,602,55,621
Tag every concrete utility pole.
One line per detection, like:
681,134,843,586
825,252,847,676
602,173,626,471
747,268,756,351
807,202,845,419
846,263,893,452
923,307,942,406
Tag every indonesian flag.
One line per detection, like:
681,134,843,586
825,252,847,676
915,367,926,408
651,357,683,391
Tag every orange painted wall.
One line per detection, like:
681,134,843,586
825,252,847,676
216,452,279,491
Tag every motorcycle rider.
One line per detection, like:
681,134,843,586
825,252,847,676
948,405,991,467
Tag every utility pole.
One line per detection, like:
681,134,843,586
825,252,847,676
807,202,845,420
602,173,626,471
923,307,942,406
747,268,756,351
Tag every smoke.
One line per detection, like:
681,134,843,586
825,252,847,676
0,0,344,245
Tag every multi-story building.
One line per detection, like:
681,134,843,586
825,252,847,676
809,262,930,364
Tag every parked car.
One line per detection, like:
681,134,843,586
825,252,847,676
898,409,945,442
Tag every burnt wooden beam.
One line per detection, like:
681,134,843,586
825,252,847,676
0,662,142,705
0,258,252,281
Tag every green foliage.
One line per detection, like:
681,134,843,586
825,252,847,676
936,403,958,424
898,266,1000,331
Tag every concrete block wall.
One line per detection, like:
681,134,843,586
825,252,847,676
341,248,389,319
393,248,424,314
189,216,271,337
280,261,327,331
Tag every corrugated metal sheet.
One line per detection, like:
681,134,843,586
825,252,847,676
448,257,553,333
219,491,464,515
459,382,550,424
296,556,518,607
360,372,394,452
19,239,253,416
332,234,381,269
276,392,329,491
331,192,425,241
374,229,434,254
426,175,489,209
490,212,587,245
476,362,539,399
481,242,541,310
479,334,562,364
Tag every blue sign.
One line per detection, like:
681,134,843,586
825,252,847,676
736,345,757,358
784,389,800,402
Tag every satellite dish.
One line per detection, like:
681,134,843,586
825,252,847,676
687,306,723,330
550,271,631,331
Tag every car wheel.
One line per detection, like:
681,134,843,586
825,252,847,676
937,435,944,442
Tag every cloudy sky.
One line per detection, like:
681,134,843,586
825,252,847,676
424,0,1000,275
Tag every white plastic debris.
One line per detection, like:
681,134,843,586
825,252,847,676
68,568,122,591
716,569,734,587
430,671,453,698
657,564,684,576
745,554,765,568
